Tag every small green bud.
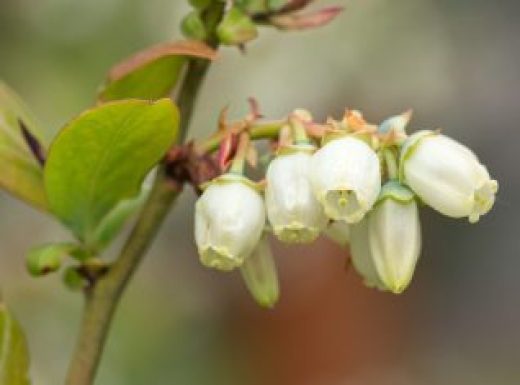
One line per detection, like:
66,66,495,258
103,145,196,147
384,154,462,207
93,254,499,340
240,234,280,308
63,267,86,291
26,243,77,276
181,11,208,41
217,7,258,46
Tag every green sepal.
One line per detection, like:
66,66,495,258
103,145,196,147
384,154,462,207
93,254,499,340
321,131,374,149
200,173,264,193
276,143,316,156
375,180,415,205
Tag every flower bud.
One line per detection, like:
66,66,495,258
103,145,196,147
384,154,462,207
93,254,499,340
240,233,280,308
378,110,412,145
309,136,381,223
367,182,421,294
181,11,208,41
349,218,387,291
400,131,498,223
324,220,350,247
194,175,265,271
217,7,258,46
265,146,327,243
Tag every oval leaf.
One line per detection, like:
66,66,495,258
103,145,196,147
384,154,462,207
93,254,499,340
0,304,31,385
99,40,217,102
44,99,179,241
0,81,48,210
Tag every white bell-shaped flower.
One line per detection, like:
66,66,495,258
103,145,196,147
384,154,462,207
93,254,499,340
194,175,265,271
349,218,387,291
368,182,421,294
265,146,328,243
310,136,381,223
400,131,498,223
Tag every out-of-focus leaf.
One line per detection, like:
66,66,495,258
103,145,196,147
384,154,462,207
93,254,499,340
0,304,31,385
278,0,313,13
26,242,80,277
270,6,343,30
92,184,150,250
0,81,48,210
189,0,213,10
44,99,179,242
99,41,217,102
235,0,269,13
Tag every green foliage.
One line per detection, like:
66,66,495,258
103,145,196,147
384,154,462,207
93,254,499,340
0,82,48,210
44,99,179,243
217,7,258,45
98,41,216,102
92,186,149,250
100,57,186,102
26,243,80,277
188,0,214,10
0,304,30,385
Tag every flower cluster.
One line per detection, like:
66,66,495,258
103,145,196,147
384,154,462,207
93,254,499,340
194,108,498,305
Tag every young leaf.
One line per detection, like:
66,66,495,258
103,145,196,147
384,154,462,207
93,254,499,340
0,81,48,210
270,6,343,30
44,99,179,242
0,304,31,385
26,242,80,277
99,41,217,102
91,184,150,250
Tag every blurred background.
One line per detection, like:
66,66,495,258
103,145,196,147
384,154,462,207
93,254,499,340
1,0,519,384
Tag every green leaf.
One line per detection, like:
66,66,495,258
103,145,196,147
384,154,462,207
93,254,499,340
92,184,150,250
0,304,31,385
26,242,79,277
98,41,216,102
44,99,179,242
0,81,48,210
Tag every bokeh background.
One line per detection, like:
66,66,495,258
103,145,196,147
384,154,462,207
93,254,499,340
1,0,519,384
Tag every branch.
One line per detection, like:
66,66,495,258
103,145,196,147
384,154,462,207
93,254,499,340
64,172,180,385
64,54,214,385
